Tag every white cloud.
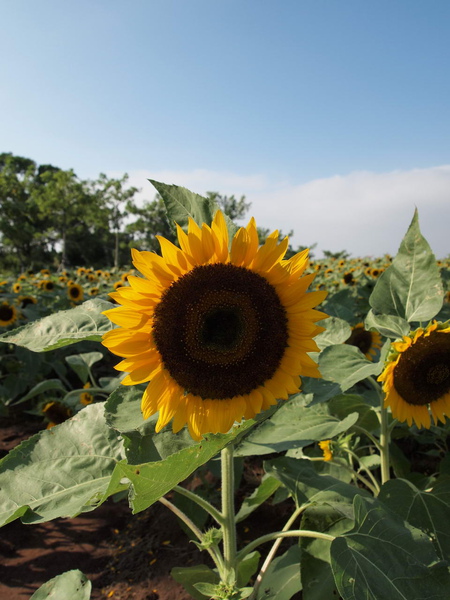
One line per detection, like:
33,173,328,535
114,165,450,259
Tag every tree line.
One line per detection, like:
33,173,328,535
0,152,305,273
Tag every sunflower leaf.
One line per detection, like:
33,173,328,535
364,309,410,339
318,344,384,391
255,546,302,600
30,570,91,600
369,209,444,323
149,179,239,237
264,457,370,512
235,395,359,456
114,419,256,514
330,495,450,600
0,404,125,527
0,299,113,352
379,478,450,563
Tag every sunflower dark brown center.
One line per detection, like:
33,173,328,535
393,330,450,406
152,263,288,399
0,305,14,322
346,327,373,356
70,287,80,298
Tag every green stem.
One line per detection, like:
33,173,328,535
351,425,382,451
379,396,391,484
249,504,310,600
344,449,381,495
238,530,335,561
158,496,224,574
221,443,237,580
333,459,379,496
174,485,225,525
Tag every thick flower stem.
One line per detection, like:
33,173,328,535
158,496,224,574
221,443,237,582
379,397,391,485
238,530,335,561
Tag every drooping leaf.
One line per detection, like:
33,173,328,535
328,394,379,432
379,478,450,562
319,344,384,392
65,351,104,383
256,546,302,600
369,210,444,323
235,475,281,523
0,299,113,352
0,404,125,526
330,495,450,600
12,378,67,406
265,457,370,514
115,420,256,514
235,395,358,456
364,310,410,339
30,569,91,600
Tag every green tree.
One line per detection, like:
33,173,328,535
96,173,139,269
0,153,53,270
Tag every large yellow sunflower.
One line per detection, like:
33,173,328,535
102,210,327,440
378,321,450,428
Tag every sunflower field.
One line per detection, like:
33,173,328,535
1,180,450,600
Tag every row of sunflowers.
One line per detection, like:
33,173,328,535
0,181,450,599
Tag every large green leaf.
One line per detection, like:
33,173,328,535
256,546,302,600
300,504,354,600
115,420,256,514
331,496,450,600
149,179,239,238
0,299,113,352
30,570,91,600
379,478,450,562
65,351,104,383
315,316,352,350
369,210,444,323
235,395,358,456
364,310,410,339
0,404,125,526
319,344,384,392
265,457,370,513
235,475,281,523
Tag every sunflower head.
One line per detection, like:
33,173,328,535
346,323,382,361
68,283,84,302
102,210,327,440
0,301,18,327
378,321,450,428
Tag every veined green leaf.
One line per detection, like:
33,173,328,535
30,570,91,600
235,395,358,456
115,420,255,514
331,496,450,600
265,457,369,513
0,404,125,526
365,309,410,339
379,478,450,562
369,210,444,323
319,344,384,392
149,179,238,238
0,299,113,352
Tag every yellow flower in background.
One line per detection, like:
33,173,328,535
67,283,84,302
346,323,383,361
378,321,450,428
12,282,22,293
319,440,333,461
102,210,327,440
80,382,94,405
0,301,18,327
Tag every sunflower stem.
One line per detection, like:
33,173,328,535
158,496,224,573
379,397,391,484
237,530,335,561
174,485,225,525
221,443,237,583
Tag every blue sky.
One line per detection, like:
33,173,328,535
2,1,449,257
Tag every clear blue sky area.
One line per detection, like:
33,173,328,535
1,1,449,256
